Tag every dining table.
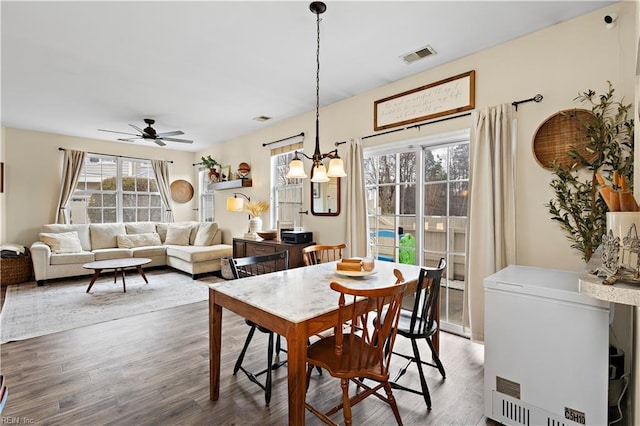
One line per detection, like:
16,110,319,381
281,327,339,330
208,260,427,425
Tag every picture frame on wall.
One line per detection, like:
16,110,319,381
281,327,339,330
221,165,231,182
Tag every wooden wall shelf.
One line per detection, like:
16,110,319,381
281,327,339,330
208,179,252,191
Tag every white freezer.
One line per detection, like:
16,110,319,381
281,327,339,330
484,265,610,426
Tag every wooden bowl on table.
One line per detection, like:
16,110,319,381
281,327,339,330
257,230,278,240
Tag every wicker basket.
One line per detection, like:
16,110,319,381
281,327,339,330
532,109,596,170
0,254,33,285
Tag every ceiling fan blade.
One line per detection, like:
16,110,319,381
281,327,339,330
128,124,149,136
117,138,140,142
156,130,184,137
153,139,167,147
161,137,193,144
98,129,140,137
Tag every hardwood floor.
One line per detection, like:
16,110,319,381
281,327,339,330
1,299,493,425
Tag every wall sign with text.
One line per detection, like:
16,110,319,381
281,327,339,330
374,70,475,131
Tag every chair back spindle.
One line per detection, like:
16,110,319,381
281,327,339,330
302,244,346,266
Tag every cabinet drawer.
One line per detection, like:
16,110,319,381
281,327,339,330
245,242,276,257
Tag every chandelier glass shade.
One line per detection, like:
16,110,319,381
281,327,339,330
286,1,347,183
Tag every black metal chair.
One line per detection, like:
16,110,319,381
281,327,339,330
229,250,289,406
386,258,446,409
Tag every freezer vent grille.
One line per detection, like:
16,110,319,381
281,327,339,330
501,398,530,425
492,392,583,426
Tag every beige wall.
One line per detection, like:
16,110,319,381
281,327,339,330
1,128,197,246
2,2,635,273
196,2,635,271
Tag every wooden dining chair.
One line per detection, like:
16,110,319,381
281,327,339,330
302,243,347,266
229,250,289,406
304,270,406,425
386,258,446,410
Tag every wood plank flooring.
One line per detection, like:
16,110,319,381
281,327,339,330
1,297,494,425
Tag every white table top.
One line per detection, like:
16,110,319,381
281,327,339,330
83,258,151,269
209,260,424,324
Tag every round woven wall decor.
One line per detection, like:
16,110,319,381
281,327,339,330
170,180,194,203
532,108,596,170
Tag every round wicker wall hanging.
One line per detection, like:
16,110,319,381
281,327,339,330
532,108,596,170
170,180,194,203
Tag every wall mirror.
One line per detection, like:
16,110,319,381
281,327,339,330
311,170,341,216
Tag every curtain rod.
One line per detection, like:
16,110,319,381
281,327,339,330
261,132,305,147
336,93,544,144
58,147,174,163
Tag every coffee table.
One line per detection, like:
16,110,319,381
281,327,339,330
83,258,151,293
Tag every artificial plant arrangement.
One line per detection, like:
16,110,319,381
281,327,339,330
547,81,634,262
200,155,221,182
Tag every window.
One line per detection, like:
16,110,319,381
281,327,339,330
271,150,303,229
365,130,470,335
199,170,215,222
70,154,163,224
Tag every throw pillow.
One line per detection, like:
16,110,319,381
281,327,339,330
125,222,156,235
194,222,219,246
117,233,162,248
164,225,192,246
39,231,83,254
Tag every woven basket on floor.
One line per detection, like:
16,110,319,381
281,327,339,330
0,254,33,285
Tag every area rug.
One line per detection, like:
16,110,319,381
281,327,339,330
0,268,224,343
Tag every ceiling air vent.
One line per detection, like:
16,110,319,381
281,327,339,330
401,45,437,64
253,115,272,122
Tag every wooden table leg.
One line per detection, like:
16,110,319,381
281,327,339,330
120,268,126,293
286,322,308,425
209,288,222,401
86,269,103,293
136,265,149,284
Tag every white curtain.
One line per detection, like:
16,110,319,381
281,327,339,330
55,149,86,224
151,160,174,223
463,104,516,343
344,138,369,257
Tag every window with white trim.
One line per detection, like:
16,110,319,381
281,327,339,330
70,154,163,224
271,147,303,229
199,169,215,222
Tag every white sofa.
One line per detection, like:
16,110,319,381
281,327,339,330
31,221,232,285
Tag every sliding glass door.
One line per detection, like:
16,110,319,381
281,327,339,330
364,131,469,335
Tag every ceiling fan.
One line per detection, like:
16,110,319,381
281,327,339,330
98,118,193,146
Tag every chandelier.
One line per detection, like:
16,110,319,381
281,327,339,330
286,1,346,183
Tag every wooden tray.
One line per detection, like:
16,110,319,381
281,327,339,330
532,109,596,170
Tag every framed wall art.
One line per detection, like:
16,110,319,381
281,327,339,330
374,70,475,131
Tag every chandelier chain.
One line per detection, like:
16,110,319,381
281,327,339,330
316,15,321,123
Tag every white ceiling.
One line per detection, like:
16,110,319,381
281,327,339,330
1,1,615,152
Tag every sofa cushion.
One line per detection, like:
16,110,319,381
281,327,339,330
93,248,132,261
125,222,156,235
166,244,233,263
130,246,166,258
117,232,162,248
164,225,192,246
39,231,84,254
90,223,126,250
50,251,95,265
41,224,91,251
194,222,219,246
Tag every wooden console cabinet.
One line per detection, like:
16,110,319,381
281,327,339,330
232,237,314,269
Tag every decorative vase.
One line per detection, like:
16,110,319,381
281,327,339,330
249,217,262,234
208,168,219,183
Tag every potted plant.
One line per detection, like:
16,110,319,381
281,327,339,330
547,82,634,262
201,155,220,182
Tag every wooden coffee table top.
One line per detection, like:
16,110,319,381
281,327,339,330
83,258,151,270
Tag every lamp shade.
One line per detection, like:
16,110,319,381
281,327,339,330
310,164,330,183
327,158,347,177
286,159,308,179
226,197,244,212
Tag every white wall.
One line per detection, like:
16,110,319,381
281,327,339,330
2,2,635,273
